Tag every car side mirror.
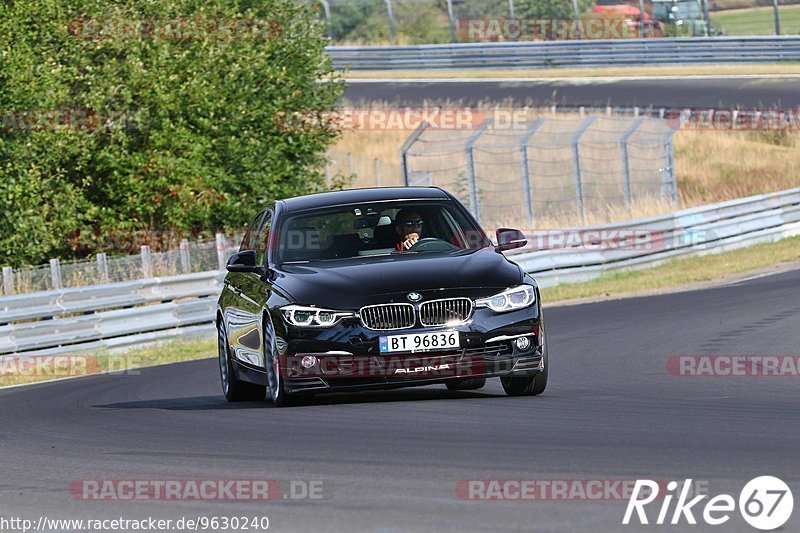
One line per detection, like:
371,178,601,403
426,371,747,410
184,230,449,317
226,250,265,275
495,228,527,252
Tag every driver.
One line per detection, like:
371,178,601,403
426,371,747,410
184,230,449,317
394,209,424,251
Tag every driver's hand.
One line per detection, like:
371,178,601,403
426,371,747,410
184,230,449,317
402,233,420,250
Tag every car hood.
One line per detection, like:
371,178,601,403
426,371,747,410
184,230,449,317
273,248,523,309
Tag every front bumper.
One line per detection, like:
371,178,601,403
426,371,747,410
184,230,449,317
278,305,544,394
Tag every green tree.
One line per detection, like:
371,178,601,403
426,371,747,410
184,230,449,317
0,0,344,266
514,0,596,19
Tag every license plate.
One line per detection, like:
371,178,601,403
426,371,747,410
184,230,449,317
379,331,460,353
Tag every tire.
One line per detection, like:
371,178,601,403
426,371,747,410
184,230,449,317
218,320,266,402
264,321,298,408
501,321,548,397
445,377,486,391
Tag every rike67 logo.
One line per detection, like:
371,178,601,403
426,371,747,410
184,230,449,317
623,476,794,530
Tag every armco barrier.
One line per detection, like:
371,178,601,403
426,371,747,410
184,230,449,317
514,187,800,286
0,270,224,323
0,187,798,356
326,36,800,70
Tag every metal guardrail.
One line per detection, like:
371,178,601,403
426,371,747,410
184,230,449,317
512,187,800,287
327,37,800,70
0,271,224,323
1,187,798,356
0,272,224,356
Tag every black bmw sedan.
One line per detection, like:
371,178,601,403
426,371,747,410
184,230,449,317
217,187,547,406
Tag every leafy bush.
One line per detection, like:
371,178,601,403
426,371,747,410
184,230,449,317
0,0,344,266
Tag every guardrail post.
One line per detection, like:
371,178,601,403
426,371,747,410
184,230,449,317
180,239,192,273
375,158,382,187
572,0,581,39
385,0,396,45
571,116,597,225
663,131,678,204
465,119,494,224
620,117,645,213
96,253,109,283
215,233,227,271
701,0,712,36
639,0,647,37
2,266,14,295
773,0,781,35
49,258,63,289
141,245,154,278
519,118,546,225
446,0,457,43
318,0,334,39
400,120,428,186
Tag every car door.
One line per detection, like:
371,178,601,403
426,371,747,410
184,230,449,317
225,210,269,368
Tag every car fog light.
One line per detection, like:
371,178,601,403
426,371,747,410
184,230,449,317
301,355,318,369
515,336,531,351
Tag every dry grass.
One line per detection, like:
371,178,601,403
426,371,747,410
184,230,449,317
0,338,215,388
330,107,800,229
542,235,800,303
674,129,800,205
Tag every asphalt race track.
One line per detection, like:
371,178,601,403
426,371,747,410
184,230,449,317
1,267,799,532
343,77,800,109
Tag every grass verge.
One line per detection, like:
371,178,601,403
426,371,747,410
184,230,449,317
541,235,800,303
343,63,800,80
0,338,215,388
712,5,800,35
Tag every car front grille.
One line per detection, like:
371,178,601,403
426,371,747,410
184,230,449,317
419,298,473,326
464,342,511,358
359,303,416,331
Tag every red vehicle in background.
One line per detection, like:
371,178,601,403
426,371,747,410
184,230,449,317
591,4,665,38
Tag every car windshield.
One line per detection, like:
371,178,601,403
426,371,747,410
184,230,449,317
654,1,701,19
277,201,490,264
674,1,701,18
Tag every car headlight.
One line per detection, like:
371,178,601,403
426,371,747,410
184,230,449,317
475,285,536,313
281,305,354,328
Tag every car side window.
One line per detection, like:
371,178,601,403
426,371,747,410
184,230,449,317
240,212,265,252
255,210,273,265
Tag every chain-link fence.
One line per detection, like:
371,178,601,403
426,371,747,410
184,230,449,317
1,234,241,296
327,150,405,187
304,0,755,43
400,114,677,228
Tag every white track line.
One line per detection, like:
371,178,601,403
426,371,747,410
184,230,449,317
346,74,800,83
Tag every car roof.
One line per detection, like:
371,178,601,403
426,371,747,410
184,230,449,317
279,187,451,213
